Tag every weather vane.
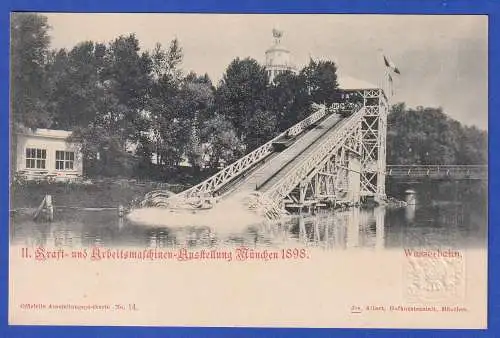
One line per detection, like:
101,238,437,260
272,28,283,44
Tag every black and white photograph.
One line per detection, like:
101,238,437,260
9,13,487,328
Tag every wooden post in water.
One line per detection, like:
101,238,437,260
33,195,45,221
45,194,54,222
118,204,125,218
33,194,54,222
405,189,416,206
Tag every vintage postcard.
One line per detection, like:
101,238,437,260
9,13,488,328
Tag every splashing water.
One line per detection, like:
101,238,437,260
127,199,266,234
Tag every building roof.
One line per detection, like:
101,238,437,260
18,128,73,140
337,74,380,90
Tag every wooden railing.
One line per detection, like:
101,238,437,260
264,106,365,209
167,104,329,200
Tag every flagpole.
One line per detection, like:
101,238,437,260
378,48,390,103
388,72,394,104
384,67,391,105
379,49,400,105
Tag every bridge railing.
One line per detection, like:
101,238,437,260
386,165,488,179
167,104,329,200
264,106,366,208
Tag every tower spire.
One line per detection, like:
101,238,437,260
265,27,296,83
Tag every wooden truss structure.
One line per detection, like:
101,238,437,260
260,88,388,216
143,88,389,219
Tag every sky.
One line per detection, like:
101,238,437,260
43,13,488,129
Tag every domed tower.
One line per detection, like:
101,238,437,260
265,28,297,83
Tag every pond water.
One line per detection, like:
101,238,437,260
10,182,487,250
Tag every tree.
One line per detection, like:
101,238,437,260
10,13,52,176
267,71,309,130
146,39,188,169
387,103,487,165
300,59,340,106
201,114,243,169
458,125,487,164
178,73,215,170
245,108,278,151
144,73,180,168
11,13,52,130
151,39,183,82
47,41,107,130
102,34,152,118
215,57,270,145
70,34,154,176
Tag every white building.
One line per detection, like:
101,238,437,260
264,28,297,83
14,128,83,181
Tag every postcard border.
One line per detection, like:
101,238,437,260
1,0,499,337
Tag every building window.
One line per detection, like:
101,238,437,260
26,148,46,169
55,151,75,170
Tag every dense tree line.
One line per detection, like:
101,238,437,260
387,103,487,165
11,13,487,181
10,13,339,179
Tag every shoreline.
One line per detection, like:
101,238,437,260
10,179,187,210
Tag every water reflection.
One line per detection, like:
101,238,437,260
10,196,486,250
405,204,416,222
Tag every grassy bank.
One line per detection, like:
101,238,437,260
10,179,190,209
